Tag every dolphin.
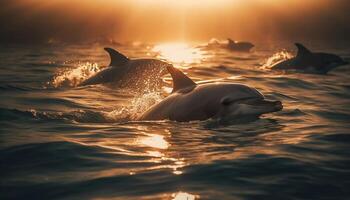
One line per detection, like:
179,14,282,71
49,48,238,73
138,66,282,122
271,43,348,74
200,38,254,52
227,39,255,52
78,48,172,88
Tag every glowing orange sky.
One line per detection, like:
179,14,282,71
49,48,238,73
0,0,349,44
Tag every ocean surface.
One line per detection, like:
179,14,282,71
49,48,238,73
1,41,350,200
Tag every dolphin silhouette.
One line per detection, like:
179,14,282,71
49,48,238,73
138,66,282,122
271,43,348,74
201,38,254,52
78,48,172,88
227,38,255,52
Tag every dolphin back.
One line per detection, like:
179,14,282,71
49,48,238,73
227,38,254,52
78,67,122,86
271,43,348,73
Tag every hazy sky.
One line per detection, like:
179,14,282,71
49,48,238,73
0,0,349,44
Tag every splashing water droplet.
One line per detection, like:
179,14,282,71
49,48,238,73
105,91,164,121
262,50,293,70
50,62,104,88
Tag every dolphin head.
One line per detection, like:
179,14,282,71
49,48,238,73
220,97,282,118
322,54,347,65
215,86,283,120
316,53,349,73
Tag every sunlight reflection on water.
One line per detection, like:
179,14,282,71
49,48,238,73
138,133,169,149
136,127,187,175
3,43,350,200
172,191,198,200
64,126,188,176
152,43,207,66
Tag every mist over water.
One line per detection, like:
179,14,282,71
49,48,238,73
1,41,350,199
1,0,350,44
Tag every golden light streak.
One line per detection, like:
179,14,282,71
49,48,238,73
152,43,205,65
172,192,198,200
138,134,169,150
132,0,233,8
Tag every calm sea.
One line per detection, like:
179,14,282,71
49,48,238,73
1,42,350,200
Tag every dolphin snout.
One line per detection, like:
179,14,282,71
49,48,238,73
260,99,283,112
273,100,283,111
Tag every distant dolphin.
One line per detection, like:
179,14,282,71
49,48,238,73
271,43,348,74
200,38,254,52
227,39,254,52
138,66,282,122
78,48,172,88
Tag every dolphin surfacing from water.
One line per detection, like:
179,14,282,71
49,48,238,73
227,39,255,52
271,43,348,74
202,38,254,52
78,48,172,88
138,66,283,122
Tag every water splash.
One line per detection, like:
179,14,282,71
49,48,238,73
262,50,293,69
50,62,104,87
17,90,162,122
107,91,164,121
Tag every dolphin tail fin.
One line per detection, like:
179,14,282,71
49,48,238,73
104,47,129,66
167,65,196,93
295,43,312,58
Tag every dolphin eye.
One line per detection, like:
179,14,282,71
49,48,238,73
221,98,232,106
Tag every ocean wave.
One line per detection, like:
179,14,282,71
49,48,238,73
0,84,38,92
0,91,163,123
2,43,350,200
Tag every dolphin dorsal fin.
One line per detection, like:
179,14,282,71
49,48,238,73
104,47,129,66
227,38,235,44
167,66,196,93
295,43,312,58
